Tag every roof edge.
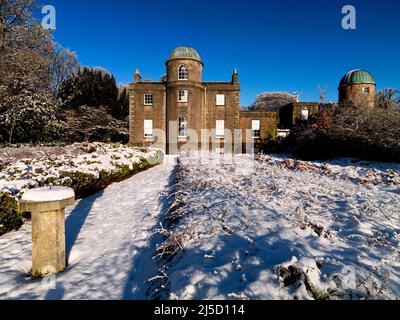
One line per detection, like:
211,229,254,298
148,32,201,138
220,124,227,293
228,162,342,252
166,57,204,66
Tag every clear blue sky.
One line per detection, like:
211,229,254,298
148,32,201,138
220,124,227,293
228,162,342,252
42,0,400,106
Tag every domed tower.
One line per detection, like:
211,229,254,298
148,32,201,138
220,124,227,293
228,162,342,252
165,46,205,153
338,69,376,107
166,46,203,82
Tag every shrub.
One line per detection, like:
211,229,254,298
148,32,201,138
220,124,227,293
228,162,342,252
0,193,23,236
59,106,128,143
0,145,164,236
291,102,400,162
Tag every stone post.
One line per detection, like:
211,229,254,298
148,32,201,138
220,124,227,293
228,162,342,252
19,186,75,277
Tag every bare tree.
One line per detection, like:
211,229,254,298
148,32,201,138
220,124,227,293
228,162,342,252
317,84,328,102
293,90,302,102
49,44,79,95
0,0,54,95
375,88,400,110
292,100,400,162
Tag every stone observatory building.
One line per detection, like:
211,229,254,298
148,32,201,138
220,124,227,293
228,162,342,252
338,69,376,107
128,46,276,154
128,46,377,154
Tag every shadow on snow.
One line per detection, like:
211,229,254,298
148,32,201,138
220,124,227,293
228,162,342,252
121,164,178,300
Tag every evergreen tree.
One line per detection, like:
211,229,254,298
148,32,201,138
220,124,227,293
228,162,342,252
111,87,129,120
58,67,128,120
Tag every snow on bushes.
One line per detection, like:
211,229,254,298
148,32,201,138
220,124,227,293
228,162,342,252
0,144,87,168
151,154,400,300
0,143,164,235
0,93,63,144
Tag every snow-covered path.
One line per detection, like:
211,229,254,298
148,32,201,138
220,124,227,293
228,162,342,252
0,159,177,300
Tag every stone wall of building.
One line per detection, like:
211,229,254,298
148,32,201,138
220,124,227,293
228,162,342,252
292,102,322,124
279,102,334,129
339,83,375,107
166,58,203,83
128,82,166,147
166,82,205,153
200,82,241,152
239,111,277,143
204,82,241,133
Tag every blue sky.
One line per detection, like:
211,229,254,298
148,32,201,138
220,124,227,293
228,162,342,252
41,0,400,106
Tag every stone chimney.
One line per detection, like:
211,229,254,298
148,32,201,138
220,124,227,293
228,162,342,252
232,68,239,84
134,69,142,83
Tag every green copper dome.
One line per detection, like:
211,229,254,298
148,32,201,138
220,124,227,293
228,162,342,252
168,46,202,63
339,69,375,88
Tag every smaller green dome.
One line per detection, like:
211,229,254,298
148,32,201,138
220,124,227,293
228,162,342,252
168,46,202,63
339,69,375,88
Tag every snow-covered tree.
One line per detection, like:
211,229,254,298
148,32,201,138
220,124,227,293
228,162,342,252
0,0,77,143
248,92,297,112
0,93,63,143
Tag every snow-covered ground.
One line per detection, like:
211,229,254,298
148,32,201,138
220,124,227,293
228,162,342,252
154,154,400,300
1,152,399,300
0,157,177,300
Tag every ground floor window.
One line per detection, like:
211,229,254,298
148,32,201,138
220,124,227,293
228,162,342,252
178,118,188,137
301,109,309,121
144,120,153,137
216,120,225,138
252,120,260,138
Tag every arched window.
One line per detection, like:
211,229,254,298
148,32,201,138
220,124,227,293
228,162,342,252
178,64,188,80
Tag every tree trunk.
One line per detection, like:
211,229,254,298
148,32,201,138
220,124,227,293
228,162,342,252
8,120,16,144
